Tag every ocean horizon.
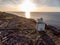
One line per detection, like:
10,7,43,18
8,12,60,27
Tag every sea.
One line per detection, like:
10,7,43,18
9,12,60,27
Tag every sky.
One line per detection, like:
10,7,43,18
0,0,60,12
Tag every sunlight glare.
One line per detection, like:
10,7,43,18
25,12,30,18
18,0,36,18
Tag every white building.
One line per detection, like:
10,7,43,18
37,18,45,31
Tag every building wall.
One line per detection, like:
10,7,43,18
37,24,45,31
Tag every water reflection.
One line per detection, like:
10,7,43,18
12,12,60,26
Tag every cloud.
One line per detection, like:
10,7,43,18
0,0,60,11
0,0,60,7
33,0,60,7
0,0,22,5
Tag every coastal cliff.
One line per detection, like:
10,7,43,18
0,12,60,45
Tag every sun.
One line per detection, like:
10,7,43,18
18,0,36,18
20,0,36,12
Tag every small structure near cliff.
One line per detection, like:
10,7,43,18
37,18,45,31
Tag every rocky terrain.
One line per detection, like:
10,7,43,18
0,12,60,45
